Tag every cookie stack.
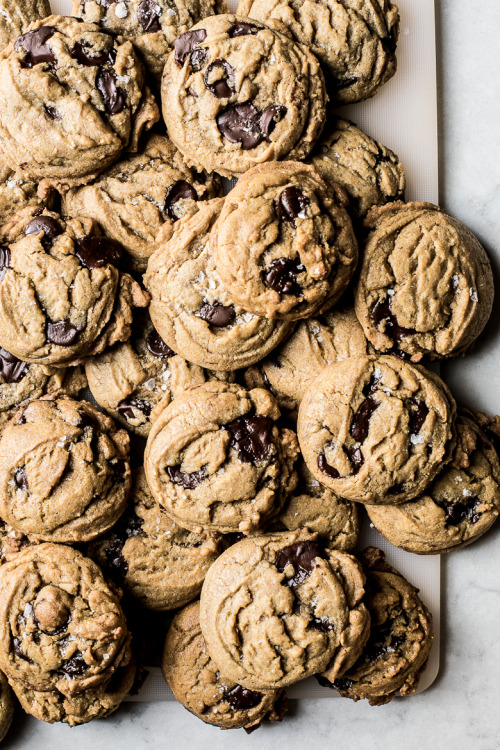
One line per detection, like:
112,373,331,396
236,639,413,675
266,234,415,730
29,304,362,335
0,0,495,737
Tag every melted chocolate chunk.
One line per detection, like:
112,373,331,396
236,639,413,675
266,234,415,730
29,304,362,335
333,677,354,691
371,295,416,342
409,398,429,436
0,246,9,281
275,540,323,586
117,396,152,420
311,616,334,633
47,319,83,346
174,28,207,67
226,685,262,710
44,104,60,120
203,59,235,98
264,257,304,296
14,26,56,68
12,637,30,662
75,235,123,269
104,511,144,580
137,0,162,33
317,452,339,479
146,329,174,359
259,104,286,141
276,186,309,227
167,465,207,490
199,301,236,327
97,68,125,115
350,394,380,443
0,348,29,383
14,467,28,490
216,103,259,149
60,651,88,676
71,40,115,66
25,216,62,247
436,496,481,526
331,76,358,91
228,21,259,37
344,444,363,474
164,180,198,221
226,415,273,464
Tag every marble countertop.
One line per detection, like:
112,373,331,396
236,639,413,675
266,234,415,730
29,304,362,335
5,1,500,747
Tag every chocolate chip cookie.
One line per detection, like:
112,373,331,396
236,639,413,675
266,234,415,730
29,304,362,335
145,381,299,534
161,13,326,177
0,670,13,741
62,134,221,272
237,0,399,104
298,354,457,505
0,542,132,696
367,413,500,554
354,202,495,361
320,547,433,705
144,198,294,370
85,310,211,437
0,15,159,193
0,396,131,543
163,601,286,730
0,207,149,367
200,531,369,689
309,117,405,220
212,162,358,320
0,161,52,226
75,0,228,84
0,0,50,51
88,468,221,610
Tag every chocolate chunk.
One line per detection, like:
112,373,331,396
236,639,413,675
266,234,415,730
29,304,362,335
275,540,323,586
97,68,125,115
117,396,152,421
226,415,274,464
203,59,235,98
71,40,115,66
0,246,9,281
164,180,198,221
25,216,62,247
14,467,28,490
0,348,29,383
333,677,354,691
228,22,259,37
216,103,264,150
317,452,339,479
187,86,198,98
350,394,380,443
146,329,174,359
12,637,30,662
47,319,83,346
44,104,61,120
409,398,429,436
276,186,309,227
199,301,236,327
226,685,262,710
75,235,123,269
331,76,358,91
104,512,144,580
60,652,88,676
190,47,208,71
260,104,286,141
436,496,481,526
315,675,334,688
345,444,363,474
167,465,207,490
371,295,416,342
174,28,207,67
311,616,334,633
264,257,304,296
14,26,56,68
137,0,162,33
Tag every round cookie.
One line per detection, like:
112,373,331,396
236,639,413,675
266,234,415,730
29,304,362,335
244,307,371,415
236,0,399,104
145,381,299,534
298,354,457,505
0,0,51,51
211,161,358,320
366,413,500,554
144,198,294,371
0,207,150,366
0,671,13,742
74,0,228,85
88,468,222,610
0,396,131,543
85,311,211,438
62,134,221,272
200,531,369,689
0,542,132,696
309,117,405,220
163,601,286,730
161,13,326,177
0,15,159,193
275,458,361,552
0,161,52,226
320,547,433,705
11,658,135,726
354,202,495,361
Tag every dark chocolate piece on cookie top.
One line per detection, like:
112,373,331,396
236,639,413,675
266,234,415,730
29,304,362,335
275,540,323,586
228,22,259,37
117,397,152,420
217,103,286,150
174,29,207,67
226,685,263,710
97,68,125,115
199,301,236,327
203,59,235,99
164,180,198,221
317,451,340,479
46,319,84,346
25,216,63,247
167,465,207,489
71,40,115,66
276,187,309,226
14,27,56,68
146,329,174,359
226,415,274,464
137,0,162,33
264,257,304,296
75,235,123,269
0,348,29,383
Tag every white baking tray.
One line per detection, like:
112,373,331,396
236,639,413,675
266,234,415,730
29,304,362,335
51,0,440,701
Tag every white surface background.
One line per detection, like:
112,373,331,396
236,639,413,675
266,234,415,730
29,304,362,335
5,0,500,747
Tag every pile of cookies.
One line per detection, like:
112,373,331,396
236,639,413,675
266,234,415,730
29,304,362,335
0,0,496,737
